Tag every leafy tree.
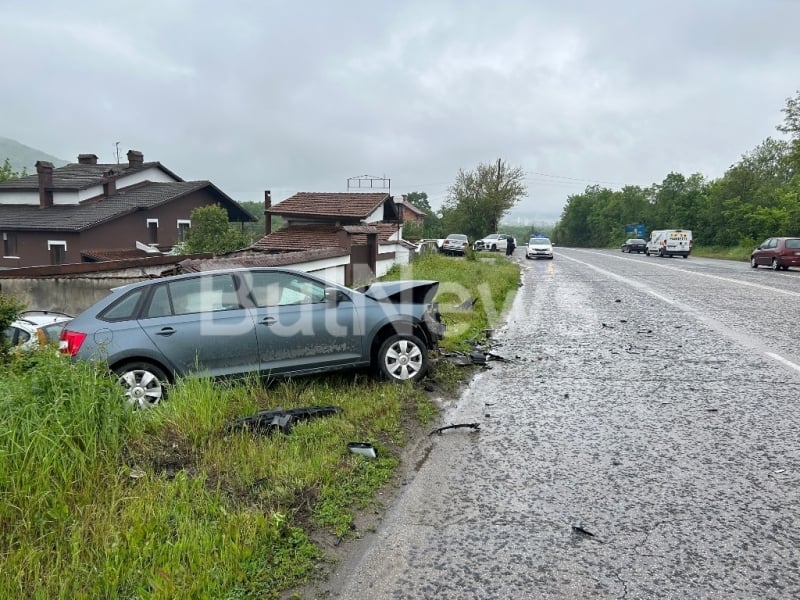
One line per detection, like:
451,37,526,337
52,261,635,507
181,204,252,255
777,90,800,138
441,159,526,239
405,191,431,213
0,158,26,183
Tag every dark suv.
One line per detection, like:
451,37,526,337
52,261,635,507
61,268,444,407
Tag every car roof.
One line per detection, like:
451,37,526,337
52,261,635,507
108,266,322,294
15,311,72,326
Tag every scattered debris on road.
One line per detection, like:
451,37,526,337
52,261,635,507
440,349,513,367
429,423,481,436
572,525,600,541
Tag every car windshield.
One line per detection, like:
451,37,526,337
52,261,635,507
447,234,467,241
530,238,551,245
629,239,645,244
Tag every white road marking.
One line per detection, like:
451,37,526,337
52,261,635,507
566,248,800,298
555,251,800,378
765,352,800,374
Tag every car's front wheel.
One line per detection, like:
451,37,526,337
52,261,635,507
114,361,169,408
750,256,758,268
377,334,428,383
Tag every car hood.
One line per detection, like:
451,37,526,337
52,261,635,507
358,280,439,304
529,243,552,249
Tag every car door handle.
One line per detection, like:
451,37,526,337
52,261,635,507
260,316,277,326
156,327,176,336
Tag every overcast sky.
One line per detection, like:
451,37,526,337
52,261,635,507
2,1,799,224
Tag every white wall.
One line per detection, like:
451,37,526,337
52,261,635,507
284,254,349,286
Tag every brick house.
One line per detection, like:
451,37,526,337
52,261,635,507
394,195,427,225
0,150,255,268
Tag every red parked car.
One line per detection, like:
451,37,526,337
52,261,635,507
750,237,800,270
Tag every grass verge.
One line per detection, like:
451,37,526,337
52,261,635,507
0,252,520,598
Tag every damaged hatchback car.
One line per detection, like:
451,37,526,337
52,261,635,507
60,268,445,407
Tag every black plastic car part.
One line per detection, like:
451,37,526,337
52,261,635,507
227,406,341,434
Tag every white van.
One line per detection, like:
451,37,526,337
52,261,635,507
645,229,692,258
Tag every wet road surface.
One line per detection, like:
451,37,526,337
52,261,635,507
330,249,800,599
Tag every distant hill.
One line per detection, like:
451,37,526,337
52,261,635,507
0,136,68,175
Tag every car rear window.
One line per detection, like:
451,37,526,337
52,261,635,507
785,239,800,249
100,289,146,322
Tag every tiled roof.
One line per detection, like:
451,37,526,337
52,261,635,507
179,248,349,272
269,192,391,219
0,161,183,191
398,200,426,216
0,181,255,231
81,248,158,261
252,222,399,253
342,225,380,234
372,222,402,242
252,225,347,251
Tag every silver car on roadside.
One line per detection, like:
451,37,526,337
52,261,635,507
60,268,444,407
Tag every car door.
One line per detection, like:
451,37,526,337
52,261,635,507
759,238,777,265
242,270,363,375
137,273,260,378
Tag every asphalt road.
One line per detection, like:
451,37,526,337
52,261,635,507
329,248,800,599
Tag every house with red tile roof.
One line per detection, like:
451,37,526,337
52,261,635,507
253,191,414,286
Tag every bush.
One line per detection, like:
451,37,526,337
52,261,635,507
0,292,24,357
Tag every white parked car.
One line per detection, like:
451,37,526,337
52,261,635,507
472,233,514,252
526,237,554,260
3,310,72,351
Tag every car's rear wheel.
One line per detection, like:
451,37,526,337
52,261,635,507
750,256,758,268
378,334,428,383
772,258,780,271
114,361,169,408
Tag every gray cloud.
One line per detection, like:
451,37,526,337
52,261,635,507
2,0,798,224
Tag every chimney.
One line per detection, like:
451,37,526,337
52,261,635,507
264,190,272,235
36,160,54,208
77,153,98,165
102,169,116,197
127,150,144,168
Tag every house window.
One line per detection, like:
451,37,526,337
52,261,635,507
48,240,67,265
3,232,18,257
147,219,159,244
177,219,191,242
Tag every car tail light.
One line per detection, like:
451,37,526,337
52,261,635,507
59,330,87,356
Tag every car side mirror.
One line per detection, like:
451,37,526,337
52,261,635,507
325,287,346,305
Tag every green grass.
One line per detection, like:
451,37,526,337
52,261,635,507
690,244,752,261
0,254,521,598
382,252,520,351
